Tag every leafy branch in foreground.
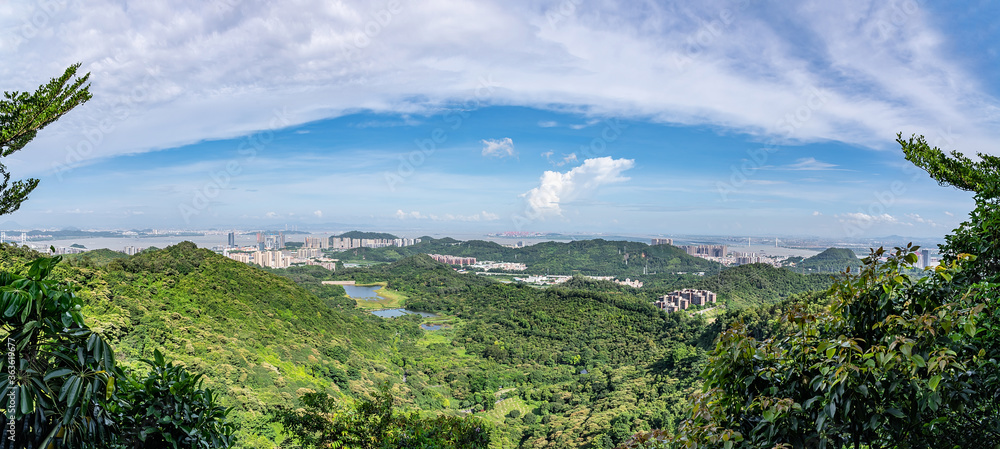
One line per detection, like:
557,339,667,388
0,253,237,449
0,64,92,215
0,254,119,448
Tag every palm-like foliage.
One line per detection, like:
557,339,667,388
0,254,119,448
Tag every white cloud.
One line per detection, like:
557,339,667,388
944,211,954,216
521,156,635,219
906,213,938,227
481,138,516,158
313,210,323,218
395,209,498,221
837,212,899,224
538,120,558,127
3,0,998,178
265,211,278,218
813,211,822,216
781,158,840,171
542,151,578,167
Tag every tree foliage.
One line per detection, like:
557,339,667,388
0,255,119,449
109,349,236,449
273,383,493,448
619,135,1000,449
0,64,92,215
0,253,238,449
899,133,1000,283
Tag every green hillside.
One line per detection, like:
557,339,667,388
0,240,837,448
1,243,418,448
688,263,835,307
62,248,130,266
785,247,862,273
330,237,720,278
331,230,399,240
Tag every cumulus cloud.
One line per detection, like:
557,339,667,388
313,210,323,218
265,211,278,218
813,211,822,216
521,156,635,219
395,209,498,221
481,138,516,158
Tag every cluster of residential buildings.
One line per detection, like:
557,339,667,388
329,237,421,250
224,248,339,270
49,246,87,255
428,254,477,265
122,246,144,256
650,238,673,246
680,245,728,258
303,237,328,249
654,289,717,313
733,252,764,266
223,232,338,269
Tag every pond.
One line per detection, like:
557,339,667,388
370,308,437,318
420,324,443,331
342,284,383,300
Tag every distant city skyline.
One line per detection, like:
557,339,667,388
2,1,996,238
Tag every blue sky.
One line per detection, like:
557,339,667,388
1,0,997,237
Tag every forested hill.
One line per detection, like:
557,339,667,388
785,247,862,273
687,263,835,307
0,243,838,448
1,242,417,447
332,230,400,239
332,237,721,277
62,248,130,266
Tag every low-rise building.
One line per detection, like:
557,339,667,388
427,254,476,265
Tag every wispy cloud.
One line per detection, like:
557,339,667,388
5,0,998,178
395,210,499,221
837,212,900,225
778,158,841,171
906,213,938,227
542,151,578,167
481,138,516,158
